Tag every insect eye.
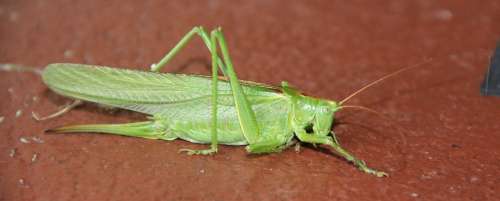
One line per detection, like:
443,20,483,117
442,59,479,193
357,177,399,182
304,123,314,134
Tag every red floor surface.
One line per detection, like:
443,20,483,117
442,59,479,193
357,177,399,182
1,1,499,201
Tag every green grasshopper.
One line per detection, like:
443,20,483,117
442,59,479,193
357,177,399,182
39,26,422,177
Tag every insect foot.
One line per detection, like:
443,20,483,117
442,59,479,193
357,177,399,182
326,137,388,177
178,148,218,155
355,159,388,177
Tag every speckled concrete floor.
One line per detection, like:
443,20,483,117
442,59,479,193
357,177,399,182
1,1,499,201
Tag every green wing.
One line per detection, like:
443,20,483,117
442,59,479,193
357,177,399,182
42,63,285,117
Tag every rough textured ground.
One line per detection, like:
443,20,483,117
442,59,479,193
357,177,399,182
1,1,499,201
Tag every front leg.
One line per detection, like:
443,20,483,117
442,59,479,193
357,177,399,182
295,130,388,177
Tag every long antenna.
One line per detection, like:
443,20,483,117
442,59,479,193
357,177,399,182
339,58,433,105
338,105,386,120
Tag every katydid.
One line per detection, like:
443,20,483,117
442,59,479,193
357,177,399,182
39,26,427,177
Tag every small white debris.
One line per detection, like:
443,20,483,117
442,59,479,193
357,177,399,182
9,148,16,157
0,64,12,71
31,136,44,144
470,176,479,183
433,9,453,21
19,137,30,144
410,192,419,198
64,50,74,58
18,178,25,185
9,11,19,22
150,63,156,70
15,110,22,118
31,153,38,162
449,186,457,193
420,170,438,180
32,96,39,102
8,88,14,94
200,169,205,174
0,116,4,124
